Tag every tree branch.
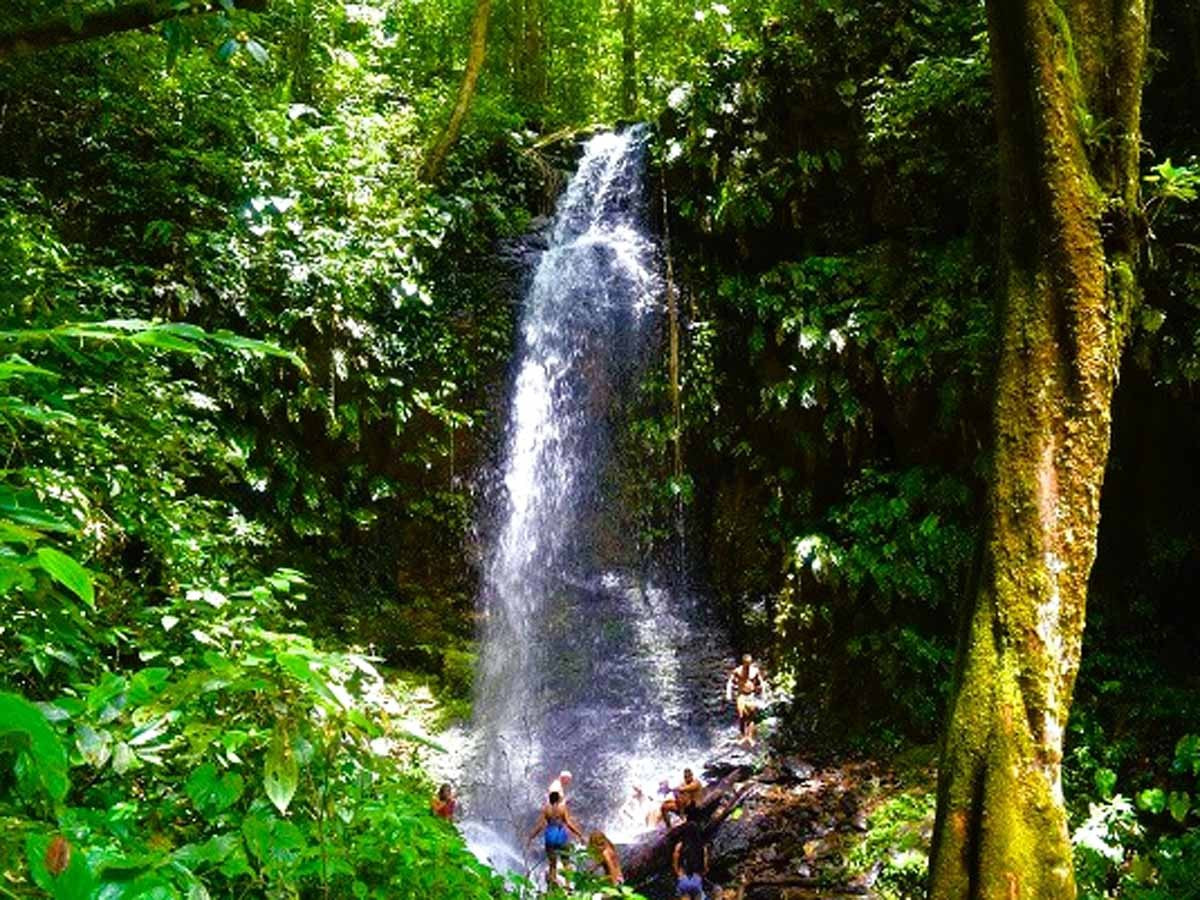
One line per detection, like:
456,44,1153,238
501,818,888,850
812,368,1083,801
0,0,268,61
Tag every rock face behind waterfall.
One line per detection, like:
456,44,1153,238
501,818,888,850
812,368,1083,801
465,128,732,867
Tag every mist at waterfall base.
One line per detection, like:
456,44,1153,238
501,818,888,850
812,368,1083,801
460,128,731,879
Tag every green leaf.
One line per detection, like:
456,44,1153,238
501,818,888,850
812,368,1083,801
244,39,269,65
209,330,304,368
1168,791,1192,823
1136,787,1166,814
0,487,75,533
187,763,245,817
129,328,204,354
173,832,241,868
1093,767,1117,800
263,725,298,814
26,833,96,900
216,38,239,63
1174,734,1200,776
75,724,113,769
36,547,95,607
0,692,70,803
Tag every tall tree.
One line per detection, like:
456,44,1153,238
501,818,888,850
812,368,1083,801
418,0,492,183
618,0,637,118
929,3,1149,898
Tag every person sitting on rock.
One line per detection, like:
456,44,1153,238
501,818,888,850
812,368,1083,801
660,768,703,827
672,818,709,900
725,653,767,747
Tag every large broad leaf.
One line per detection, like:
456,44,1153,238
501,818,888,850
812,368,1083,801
35,547,95,607
263,725,298,814
186,763,245,818
1136,787,1166,814
0,692,70,803
1168,790,1192,823
0,486,75,533
25,833,96,900
242,812,305,872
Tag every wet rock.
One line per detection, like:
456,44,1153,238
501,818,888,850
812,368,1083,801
781,756,816,782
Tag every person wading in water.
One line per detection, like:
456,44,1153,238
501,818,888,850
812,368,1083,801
528,789,583,887
430,783,456,820
725,653,767,747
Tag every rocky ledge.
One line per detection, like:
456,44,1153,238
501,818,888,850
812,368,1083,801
622,740,932,900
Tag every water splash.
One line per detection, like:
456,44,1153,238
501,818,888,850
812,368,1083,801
466,127,728,871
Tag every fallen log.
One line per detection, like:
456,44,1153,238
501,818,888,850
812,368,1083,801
622,764,753,886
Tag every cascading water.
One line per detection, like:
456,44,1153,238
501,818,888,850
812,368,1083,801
464,127,730,874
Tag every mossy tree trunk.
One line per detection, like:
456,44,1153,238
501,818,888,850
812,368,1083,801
929,2,1149,899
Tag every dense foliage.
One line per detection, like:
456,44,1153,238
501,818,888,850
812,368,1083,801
0,0,1198,896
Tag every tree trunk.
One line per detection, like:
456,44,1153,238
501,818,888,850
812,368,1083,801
520,0,547,107
418,0,492,183
928,3,1149,899
0,0,267,60
618,0,637,118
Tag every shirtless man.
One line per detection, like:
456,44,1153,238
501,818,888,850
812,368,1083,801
660,768,703,827
725,654,767,747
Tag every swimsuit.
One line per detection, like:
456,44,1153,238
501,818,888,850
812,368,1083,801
544,805,569,851
545,822,569,850
677,873,705,899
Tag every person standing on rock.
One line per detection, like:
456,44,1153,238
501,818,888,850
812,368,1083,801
672,818,709,900
528,789,583,888
725,653,767,747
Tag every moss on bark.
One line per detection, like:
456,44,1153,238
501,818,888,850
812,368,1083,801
928,1,1149,897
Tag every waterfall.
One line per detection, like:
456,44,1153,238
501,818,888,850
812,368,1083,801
465,127,729,872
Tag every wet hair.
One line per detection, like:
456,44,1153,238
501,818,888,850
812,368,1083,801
437,783,452,802
587,831,611,857
549,790,562,804
683,768,693,779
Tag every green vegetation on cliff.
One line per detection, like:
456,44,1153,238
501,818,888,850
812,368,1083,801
1,0,1198,897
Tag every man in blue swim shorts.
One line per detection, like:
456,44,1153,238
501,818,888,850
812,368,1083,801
672,819,709,900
